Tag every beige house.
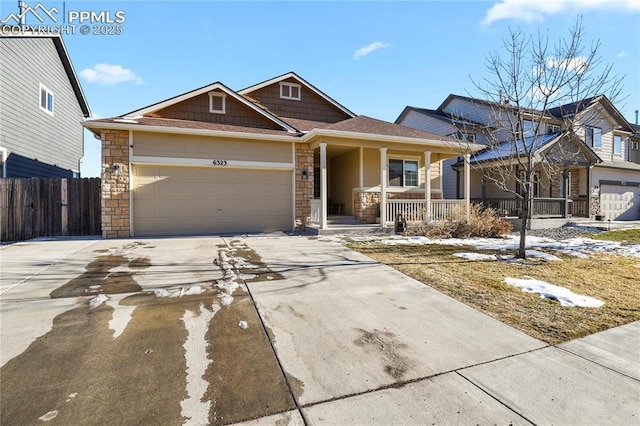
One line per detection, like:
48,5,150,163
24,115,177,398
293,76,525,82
85,72,480,238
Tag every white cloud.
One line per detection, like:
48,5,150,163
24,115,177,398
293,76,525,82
617,51,630,58
80,63,143,85
482,0,640,26
353,41,390,60
547,56,588,74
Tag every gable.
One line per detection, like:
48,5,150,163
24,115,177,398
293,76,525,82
150,88,284,130
240,73,355,123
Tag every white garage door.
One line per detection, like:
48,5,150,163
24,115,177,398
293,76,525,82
600,184,640,221
132,165,293,236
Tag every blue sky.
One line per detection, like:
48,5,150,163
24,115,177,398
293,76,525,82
3,1,639,177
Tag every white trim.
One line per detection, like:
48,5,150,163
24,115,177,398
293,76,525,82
380,147,387,227
0,146,7,178
280,81,301,100
425,151,431,221
83,121,298,142
129,130,134,237
292,144,296,231
131,155,294,171
239,72,356,118
208,92,226,114
39,83,54,116
320,143,328,229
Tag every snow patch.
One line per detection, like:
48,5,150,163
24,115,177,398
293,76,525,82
220,294,234,306
525,250,561,261
238,321,248,329
38,411,58,421
180,303,219,424
106,293,136,339
154,286,205,298
66,393,77,402
505,277,604,307
88,294,108,309
453,252,497,261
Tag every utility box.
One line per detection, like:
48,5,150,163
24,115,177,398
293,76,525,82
394,213,407,234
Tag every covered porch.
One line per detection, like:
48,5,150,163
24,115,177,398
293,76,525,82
303,129,476,230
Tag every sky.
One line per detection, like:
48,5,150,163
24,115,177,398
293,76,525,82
2,0,639,177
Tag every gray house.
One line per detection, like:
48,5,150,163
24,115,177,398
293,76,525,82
0,32,90,178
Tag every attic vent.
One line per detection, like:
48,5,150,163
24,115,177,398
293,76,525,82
280,82,301,101
209,92,226,114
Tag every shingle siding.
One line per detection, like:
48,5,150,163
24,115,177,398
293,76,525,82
248,77,352,123
0,37,84,175
154,91,283,130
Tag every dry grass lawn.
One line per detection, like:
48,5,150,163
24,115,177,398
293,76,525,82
348,242,640,345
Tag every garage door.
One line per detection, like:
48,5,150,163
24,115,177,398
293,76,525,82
132,165,293,236
600,184,640,221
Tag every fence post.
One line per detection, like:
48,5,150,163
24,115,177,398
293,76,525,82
61,178,69,236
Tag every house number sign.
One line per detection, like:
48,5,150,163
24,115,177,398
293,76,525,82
212,160,228,166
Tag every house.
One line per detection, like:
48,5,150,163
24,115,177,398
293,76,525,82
84,72,481,238
396,95,640,221
0,32,91,178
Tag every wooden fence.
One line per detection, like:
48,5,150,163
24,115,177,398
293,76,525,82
0,178,101,242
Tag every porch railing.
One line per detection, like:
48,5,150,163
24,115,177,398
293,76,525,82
471,198,589,218
385,199,466,224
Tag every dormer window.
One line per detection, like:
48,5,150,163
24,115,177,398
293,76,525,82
39,83,54,115
586,126,601,148
280,82,301,100
456,131,476,142
209,92,226,114
547,124,561,134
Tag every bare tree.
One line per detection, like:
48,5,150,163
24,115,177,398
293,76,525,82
468,16,623,258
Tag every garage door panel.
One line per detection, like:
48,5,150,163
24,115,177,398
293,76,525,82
133,165,293,236
600,185,640,221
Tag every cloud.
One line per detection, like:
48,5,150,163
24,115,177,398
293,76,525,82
353,41,390,60
546,56,588,73
617,51,630,58
482,0,640,26
80,63,144,85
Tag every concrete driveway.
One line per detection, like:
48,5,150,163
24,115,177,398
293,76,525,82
1,235,638,425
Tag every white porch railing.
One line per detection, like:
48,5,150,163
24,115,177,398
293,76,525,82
385,199,466,224
310,199,322,225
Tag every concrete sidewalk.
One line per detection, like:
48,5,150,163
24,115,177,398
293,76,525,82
245,236,640,425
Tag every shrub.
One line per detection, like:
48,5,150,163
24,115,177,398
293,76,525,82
406,203,512,239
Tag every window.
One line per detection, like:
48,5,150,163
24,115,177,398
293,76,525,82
209,92,226,114
522,120,535,137
280,82,301,100
547,124,561,134
613,135,622,155
631,140,639,150
586,126,601,148
389,159,418,187
39,83,54,115
517,170,540,197
456,131,476,142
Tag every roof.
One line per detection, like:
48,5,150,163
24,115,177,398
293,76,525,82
437,94,549,119
279,117,333,132
0,32,91,117
238,71,357,118
323,116,459,141
468,132,562,164
395,106,491,128
85,116,299,137
548,95,635,133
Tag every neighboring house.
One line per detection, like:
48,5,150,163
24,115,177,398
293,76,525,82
0,31,91,178
84,72,480,238
396,95,640,221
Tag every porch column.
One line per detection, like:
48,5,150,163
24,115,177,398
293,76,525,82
424,151,431,221
563,166,570,218
380,147,387,228
464,153,471,222
320,142,328,229
359,147,364,188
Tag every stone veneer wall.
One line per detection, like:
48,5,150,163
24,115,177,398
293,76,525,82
353,191,441,224
295,143,314,231
101,129,131,238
